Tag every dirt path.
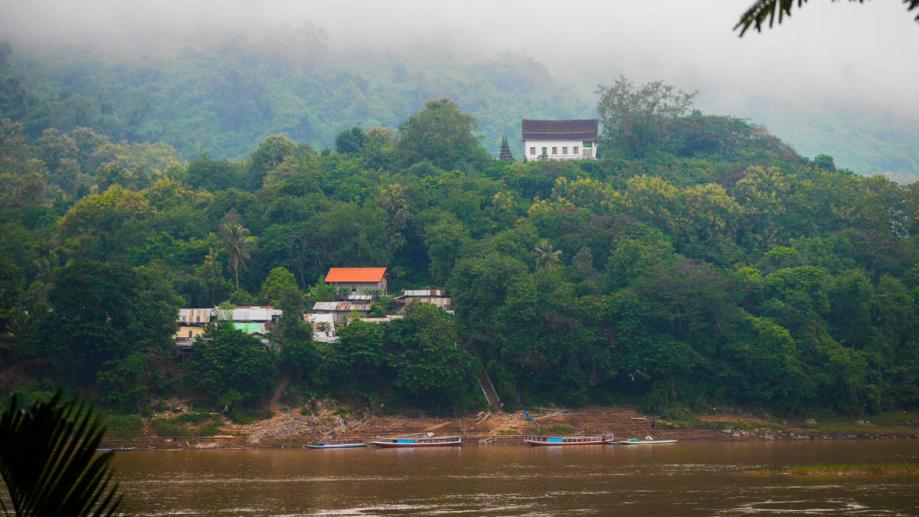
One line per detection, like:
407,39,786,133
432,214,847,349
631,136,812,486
268,375,290,413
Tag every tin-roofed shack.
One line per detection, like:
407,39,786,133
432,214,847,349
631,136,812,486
175,308,215,353
312,301,373,324
174,306,280,355
225,306,282,322
305,313,338,343
396,289,453,313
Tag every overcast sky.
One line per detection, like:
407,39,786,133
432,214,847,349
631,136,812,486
1,0,917,117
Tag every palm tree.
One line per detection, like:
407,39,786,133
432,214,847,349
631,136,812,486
32,250,62,284
203,246,222,272
220,221,254,289
0,393,122,516
534,240,563,270
736,0,919,36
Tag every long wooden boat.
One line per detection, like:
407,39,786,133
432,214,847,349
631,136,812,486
370,435,462,448
304,440,366,449
524,435,607,446
606,437,677,446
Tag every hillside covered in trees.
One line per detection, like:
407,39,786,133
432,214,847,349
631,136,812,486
1,71,918,421
0,38,588,161
1,37,918,179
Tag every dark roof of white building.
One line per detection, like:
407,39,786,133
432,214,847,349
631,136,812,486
522,119,598,141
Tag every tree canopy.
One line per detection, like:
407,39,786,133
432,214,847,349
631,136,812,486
1,76,917,419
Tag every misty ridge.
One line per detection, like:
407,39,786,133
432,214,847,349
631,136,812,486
0,0,918,178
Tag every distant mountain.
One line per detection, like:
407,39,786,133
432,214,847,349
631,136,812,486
1,44,590,160
2,42,916,181
696,96,919,182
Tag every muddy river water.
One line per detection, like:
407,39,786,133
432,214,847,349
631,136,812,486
112,440,919,515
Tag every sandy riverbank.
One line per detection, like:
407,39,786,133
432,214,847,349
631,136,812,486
100,405,919,450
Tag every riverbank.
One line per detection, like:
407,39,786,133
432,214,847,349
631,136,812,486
99,404,919,449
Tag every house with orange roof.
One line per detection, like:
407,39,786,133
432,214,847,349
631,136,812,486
325,267,388,295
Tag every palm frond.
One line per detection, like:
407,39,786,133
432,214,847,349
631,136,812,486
0,392,122,516
736,0,919,37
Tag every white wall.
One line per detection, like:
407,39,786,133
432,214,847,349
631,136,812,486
523,139,596,160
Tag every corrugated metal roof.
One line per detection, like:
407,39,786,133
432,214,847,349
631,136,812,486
522,119,598,141
402,289,447,297
178,308,213,324
347,293,374,301
306,313,336,325
312,301,372,312
359,315,405,323
325,267,387,283
229,306,281,322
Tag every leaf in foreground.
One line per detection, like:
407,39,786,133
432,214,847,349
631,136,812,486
0,392,122,516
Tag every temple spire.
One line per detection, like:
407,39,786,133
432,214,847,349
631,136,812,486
499,136,514,161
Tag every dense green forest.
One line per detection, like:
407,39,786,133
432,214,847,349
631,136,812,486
1,59,918,420
2,38,918,178
0,39,587,161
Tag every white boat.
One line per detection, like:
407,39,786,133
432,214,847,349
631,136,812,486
607,436,677,445
304,440,366,449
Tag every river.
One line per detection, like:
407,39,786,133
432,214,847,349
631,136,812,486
112,440,919,515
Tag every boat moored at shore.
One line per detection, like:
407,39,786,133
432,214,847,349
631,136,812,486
524,435,609,446
304,440,366,449
606,436,677,446
371,435,462,448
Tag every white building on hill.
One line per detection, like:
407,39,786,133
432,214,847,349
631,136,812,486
522,119,599,161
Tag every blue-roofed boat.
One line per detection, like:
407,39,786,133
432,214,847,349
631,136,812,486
370,435,461,448
524,435,607,446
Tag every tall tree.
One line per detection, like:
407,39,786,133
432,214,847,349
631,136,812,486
397,98,490,170
596,77,696,158
23,261,177,384
533,239,563,269
220,216,255,289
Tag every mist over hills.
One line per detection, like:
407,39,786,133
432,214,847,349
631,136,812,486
1,38,917,181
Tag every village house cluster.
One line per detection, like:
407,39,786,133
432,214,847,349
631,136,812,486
175,117,596,351
174,267,453,350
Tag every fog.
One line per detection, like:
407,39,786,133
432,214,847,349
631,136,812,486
1,0,917,118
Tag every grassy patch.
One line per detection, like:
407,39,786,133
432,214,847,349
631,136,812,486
151,417,191,438
801,410,919,435
171,412,218,424
530,424,576,436
151,412,223,438
103,414,144,439
697,419,784,432
229,407,273,424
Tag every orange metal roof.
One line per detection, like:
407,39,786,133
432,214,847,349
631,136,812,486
325,267,387,283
